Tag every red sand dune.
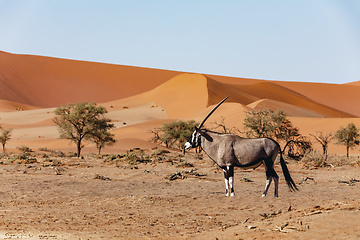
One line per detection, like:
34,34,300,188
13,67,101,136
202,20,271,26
207,78,355,118
0,51,181,107
345,80,360,86
274,81,360,117
248,99,328,118
1,51,360,155
104,73,209,119
0,99,38,112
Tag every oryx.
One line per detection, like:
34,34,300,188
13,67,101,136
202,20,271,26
184,96,298,197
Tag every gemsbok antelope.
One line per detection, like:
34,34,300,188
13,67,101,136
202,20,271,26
184,96,298,197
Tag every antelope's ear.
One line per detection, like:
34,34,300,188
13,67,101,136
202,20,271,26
196,128,205,136
195,126,199,132
197,129,213,141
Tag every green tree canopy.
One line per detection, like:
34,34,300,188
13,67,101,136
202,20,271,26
244,109,298,140
91,123,116,154
0,126,13,153
334,123,360,158
151,120,198,151
53,102,115,157
244,108,311,158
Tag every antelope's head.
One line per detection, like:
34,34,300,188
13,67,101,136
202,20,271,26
184,95,230,150
185,127,201,150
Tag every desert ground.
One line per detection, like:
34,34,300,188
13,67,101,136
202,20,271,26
0,150,359,239
0,51,360,239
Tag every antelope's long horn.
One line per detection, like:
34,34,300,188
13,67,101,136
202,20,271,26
198,95,230,129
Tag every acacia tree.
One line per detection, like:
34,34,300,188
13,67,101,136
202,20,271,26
91,125,116,154
310,131,333,161
151,120,198,152
53,102,115,157
212,116,239,134
0,126,13,153
244,109,280,138
334,123,360,158
244,108,311,158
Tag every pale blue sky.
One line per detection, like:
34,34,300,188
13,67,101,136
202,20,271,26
1,0,360,84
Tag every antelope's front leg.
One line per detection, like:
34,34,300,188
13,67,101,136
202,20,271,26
223,166,235,196
228,166,235,196
223,168,230,196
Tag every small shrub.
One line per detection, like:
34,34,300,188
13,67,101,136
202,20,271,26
165,169,206,181
25,158,38,164
40,153,50,159
147,149,170,163
38,147,51,152
50,150,65,157
6,159,14,164
43,158,63,166
17,146,33,153
16,152,30,160
327,155,353,167
301,149,326,168
152,148,170,156
176,161,194,168
123,150,150,164
94,174,111,181
66,151,78,157
240,177,254,182
104,154,121,162
355,158,360,167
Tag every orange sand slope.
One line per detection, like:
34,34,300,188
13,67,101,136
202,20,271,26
0,100,38,112
0,51,181,107
1,51,360,154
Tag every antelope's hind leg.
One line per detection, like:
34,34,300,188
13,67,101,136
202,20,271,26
262,176,273,197
262,158,279,198
273,174,279,198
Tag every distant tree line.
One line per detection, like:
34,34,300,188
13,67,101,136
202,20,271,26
151,108,360,159
1,102,360,160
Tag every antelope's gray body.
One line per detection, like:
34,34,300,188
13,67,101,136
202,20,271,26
184,95,298,197
185,129,297,197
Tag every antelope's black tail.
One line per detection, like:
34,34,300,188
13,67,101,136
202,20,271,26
279,151,298,191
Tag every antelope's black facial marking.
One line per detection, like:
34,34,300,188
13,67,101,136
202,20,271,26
184,129,200,150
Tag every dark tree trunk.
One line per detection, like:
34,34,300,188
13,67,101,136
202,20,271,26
77,140,82,157
323,145,328,161
98,146,102,155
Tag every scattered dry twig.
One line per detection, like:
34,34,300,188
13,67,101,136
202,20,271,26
338,178,360,186
94,174,111,181
300,177,317,185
